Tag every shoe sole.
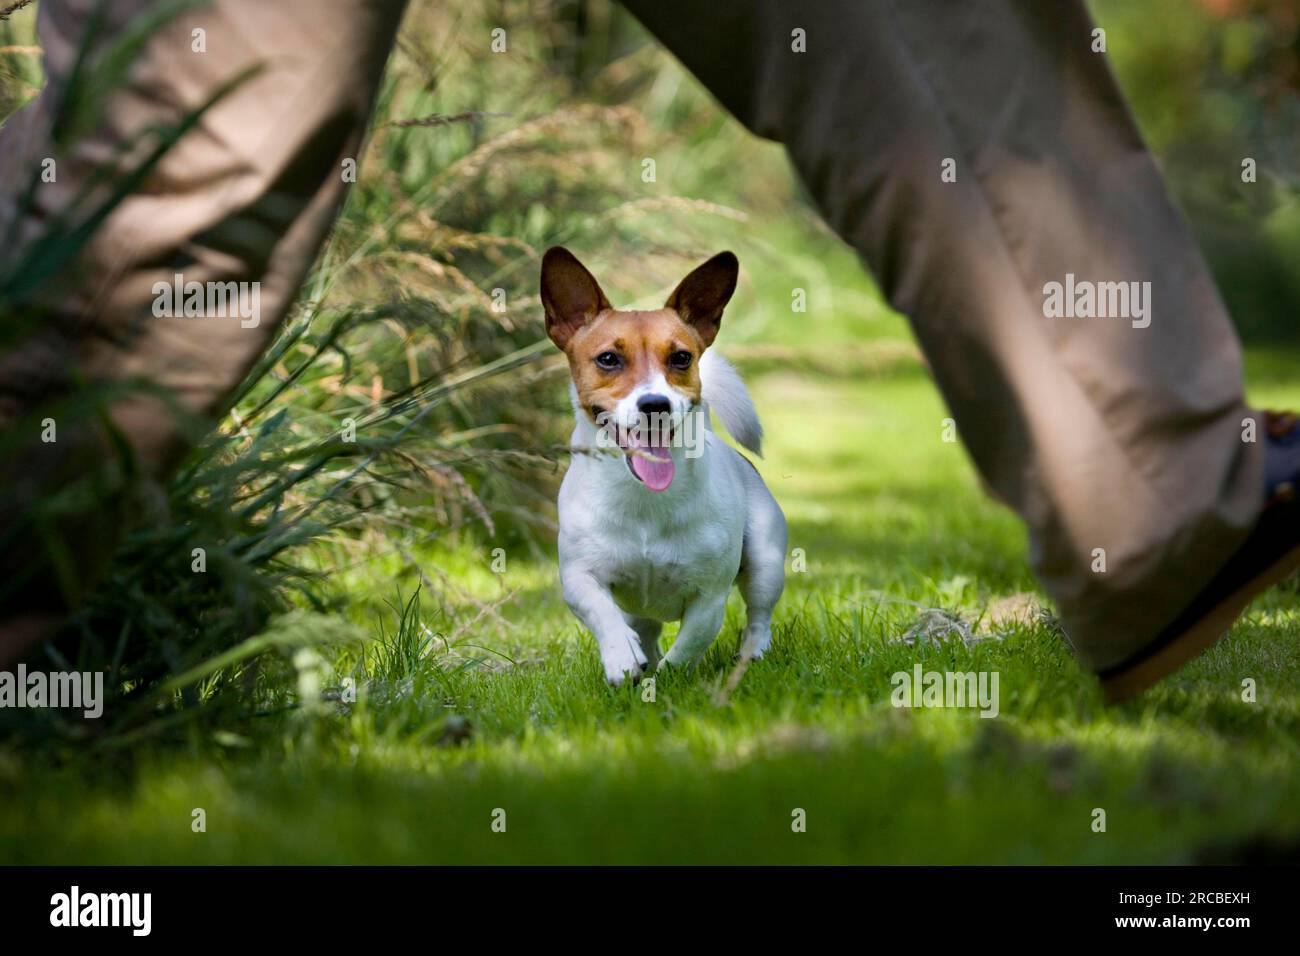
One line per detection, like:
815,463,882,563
1100,538,1300,703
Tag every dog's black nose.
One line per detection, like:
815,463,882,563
637,395,672,417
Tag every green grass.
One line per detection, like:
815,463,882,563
4,348,1299,865
4,0,1300,867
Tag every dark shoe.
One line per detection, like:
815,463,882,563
1099,411,1300,703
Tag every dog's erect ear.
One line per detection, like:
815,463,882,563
541,247,611,350
664,251,738,347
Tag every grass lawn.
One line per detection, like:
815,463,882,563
5,345,1299,865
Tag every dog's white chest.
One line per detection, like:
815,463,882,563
557,440,747,624
603,521,738,621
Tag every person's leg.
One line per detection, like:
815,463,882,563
620,0,1271,691
0,0,408,662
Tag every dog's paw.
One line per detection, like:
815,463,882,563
602,630,648,687
656,650,681,671
739,626,772,660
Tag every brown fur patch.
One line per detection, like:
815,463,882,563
567,309,704,424
541,247,739,425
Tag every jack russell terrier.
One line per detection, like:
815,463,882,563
542,247,787,686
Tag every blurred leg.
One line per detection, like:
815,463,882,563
0,0,408,661
622,0,1265,679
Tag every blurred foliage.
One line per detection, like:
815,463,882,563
1095,0,1300,341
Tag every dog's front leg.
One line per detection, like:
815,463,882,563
561,569,647,686
660,592,729,670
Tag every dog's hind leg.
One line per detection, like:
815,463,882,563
737,481,788,660
624,614,663,669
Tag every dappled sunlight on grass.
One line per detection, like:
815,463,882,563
6,352,1299,863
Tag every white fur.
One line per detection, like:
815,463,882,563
700,350,763,456
558,351,787,685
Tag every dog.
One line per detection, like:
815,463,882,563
541,246,787,686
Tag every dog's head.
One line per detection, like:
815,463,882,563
541,246,738,491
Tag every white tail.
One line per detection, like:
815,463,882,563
700,350,763,457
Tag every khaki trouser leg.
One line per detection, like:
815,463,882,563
0,0,408,660
622,0,1265,674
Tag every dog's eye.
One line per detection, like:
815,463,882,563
595,351,622,370
668,350,693,370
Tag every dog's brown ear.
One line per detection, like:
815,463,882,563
541,247,611,350
664,251,738,347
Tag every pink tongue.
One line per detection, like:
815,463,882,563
628,433,675,492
